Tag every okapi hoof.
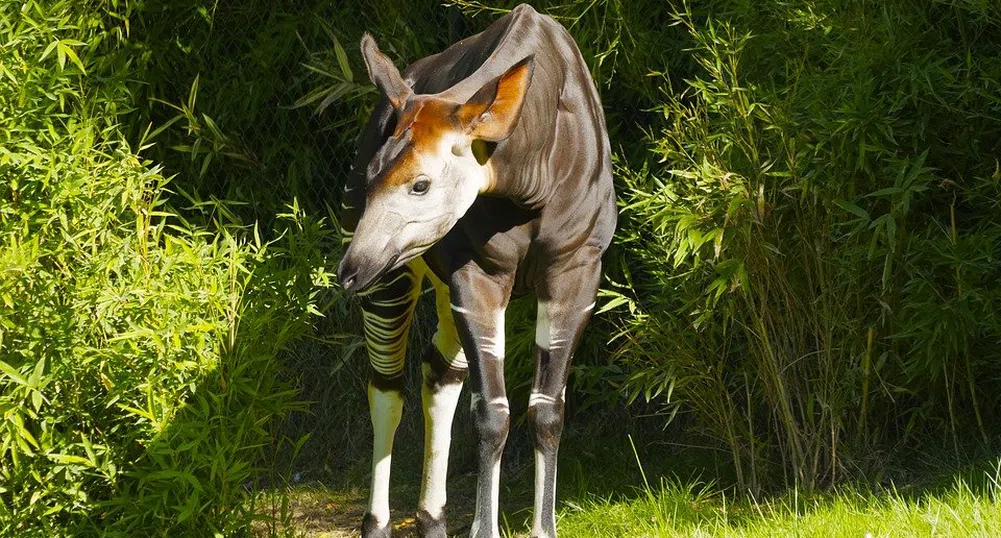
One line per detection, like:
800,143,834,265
415,508,448,538
361,513,392,538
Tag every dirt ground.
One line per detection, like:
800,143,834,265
284,476,480,538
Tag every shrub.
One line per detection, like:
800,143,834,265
607,0,1001,491
0,1,332,535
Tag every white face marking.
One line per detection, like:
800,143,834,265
379,132,489,262
348,131,493,279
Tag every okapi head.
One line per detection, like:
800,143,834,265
337,34,534,293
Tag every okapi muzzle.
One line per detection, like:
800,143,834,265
337,35,533,293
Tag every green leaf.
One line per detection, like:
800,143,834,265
40,40,59,62
333,36,353,81
58,42,86,73
29,357,45,386
0,360,27,386
835,200,869,221
885,215,897,253
597,293,631,314
48,453,92,466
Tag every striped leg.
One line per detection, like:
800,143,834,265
359,264,423,538
530,262,601,538
416,273,468,537
450,268,513,538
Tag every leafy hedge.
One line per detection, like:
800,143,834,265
0,1,332,535
604,0,1001,490
3,1,1001,535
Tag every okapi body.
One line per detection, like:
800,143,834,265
336,5,615,537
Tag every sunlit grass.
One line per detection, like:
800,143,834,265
283,459,1001,537
550,471,1001,538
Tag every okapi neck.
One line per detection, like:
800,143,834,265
481,145,553,210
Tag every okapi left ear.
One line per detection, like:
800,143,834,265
457,55,535,142
360,33,412,109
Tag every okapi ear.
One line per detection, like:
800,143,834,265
457,55,535,142
360,33,412,110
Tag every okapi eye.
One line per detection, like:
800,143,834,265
411,178,431,195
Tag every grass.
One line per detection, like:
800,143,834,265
554,475,1001,538
277,420,1001,537
281,478,1001,538
281,467,1001,537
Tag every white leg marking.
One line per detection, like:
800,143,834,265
433,328,468,370
531,448,557,538
535,301,551,352
472,308,506,360
419,364,463,520
488,396,510,412
470,391,483,413
368,386,403,528
581,301,596,314
471,456,503,538
450,302,472,316
528,392,558,407
489,456,502,537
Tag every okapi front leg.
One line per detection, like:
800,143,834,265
360,266,422,538
451,268,513,538
416,281,468,538
530,261,602,538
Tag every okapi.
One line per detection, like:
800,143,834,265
336,4,615,537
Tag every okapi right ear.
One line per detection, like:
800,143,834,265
457,55,535,142
360,33,412,110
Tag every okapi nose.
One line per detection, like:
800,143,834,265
337,256,359,293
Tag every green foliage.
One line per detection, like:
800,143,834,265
607,0,1001,491
0,1,333,535
554,465,1001,537
6,1,1001,533
121,0,1001,496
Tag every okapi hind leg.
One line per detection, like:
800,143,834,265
359,264,423,538
416,273,468,538
530,262,602,538
450,267,514,538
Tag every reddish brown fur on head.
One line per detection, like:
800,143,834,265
338,35,535,293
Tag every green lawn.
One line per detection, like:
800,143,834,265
284,431,1001,537
285,471,1001,538
552,476,1001,538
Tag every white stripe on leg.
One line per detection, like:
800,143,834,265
367,385,403,528
419,363,464,520
470,454,503,538
531,448,557,538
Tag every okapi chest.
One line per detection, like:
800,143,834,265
336,4,615,538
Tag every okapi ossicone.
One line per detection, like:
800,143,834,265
336,5,615,537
